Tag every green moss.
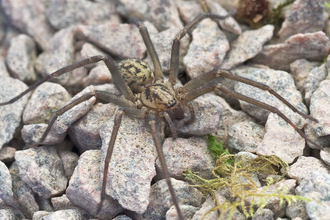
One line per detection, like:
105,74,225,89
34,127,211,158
184,136,310,219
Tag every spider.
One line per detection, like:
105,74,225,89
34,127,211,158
0,10,322,220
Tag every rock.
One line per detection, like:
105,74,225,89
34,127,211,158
22,85,96,146
0,56,10,77
289,59,320,93
144,0,182,31
305,80,330,149
35,27,76,86
134,178,203,220
58,151,78,179
66,150,123,219
0,77,29,150
251,31,330,71
6,34,37,83
99,114,158,214
166,204,199,220
220,25,274,70
288,156,330,183
68,102,117,153
15,146,67,198
295,170,330,220
304,63,328,106
228,121,265,153
192,196,219,220
213,96,254,145
33,209,84,220
252,208,274,220
1,0,55,50
115,0,148,20
286,199,308,220
207,0,242,35
177,93,224,136
176,0,202,24
156,137,215,180
46,0,120,30
278,0,324,39
9,162,39,218
76,22,147,59
0,146,16,163
0,161,28,219
184,18,229,78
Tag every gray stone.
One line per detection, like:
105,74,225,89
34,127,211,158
35,27,76,86
213,96,255,145
252,31,330,71
166,204,199,220
113,215,132,220
6,34,37,83
23,82,71,124
278,0,324,39
177,93,224,136
1,0,55,50
246,179,296,218
0,77,29,150
46,0,120,30
9,162,38,218
192,196,218,220
0,56,10,77
144,0,182,31
304,63,328,106
207,0,241,35
228,121,265,153
0,161,28,219
116,0,148,20
66,150,123,219
76,22,147,59
34,209,84,220
252,208,274,220
134,178,203,220
99,114,158,214
305,80,330,149
184,18,229,78
15,146,67,198
288,156,330,183
0,146,16,163
176,0,202,24
286,200,308,220
58,151,78,179
68,103,117,153
289,59,320,93
320,148,330,167
156,137,215,180
220,25,274,70
295,170,330,220
22,84,96,146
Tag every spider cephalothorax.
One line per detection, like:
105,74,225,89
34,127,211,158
0,9,323,220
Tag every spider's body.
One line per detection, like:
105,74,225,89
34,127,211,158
0,10,323,220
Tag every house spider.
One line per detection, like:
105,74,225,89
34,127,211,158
0,10,322,220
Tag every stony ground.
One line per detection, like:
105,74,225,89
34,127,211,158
0,0,330,220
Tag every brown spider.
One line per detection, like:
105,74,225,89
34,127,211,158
0,10,322,220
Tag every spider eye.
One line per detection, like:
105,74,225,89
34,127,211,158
167,99,176,107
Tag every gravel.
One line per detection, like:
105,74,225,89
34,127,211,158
0,0,330,219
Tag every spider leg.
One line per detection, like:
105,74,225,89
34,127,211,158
0,55,103,106
169,10,236,86
130,18,163,82
182,82,323,150
148,113,184,220
181,69,318,122
97,109,124,214
0,54,136,105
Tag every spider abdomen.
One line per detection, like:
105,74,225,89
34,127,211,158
118,59,154,93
